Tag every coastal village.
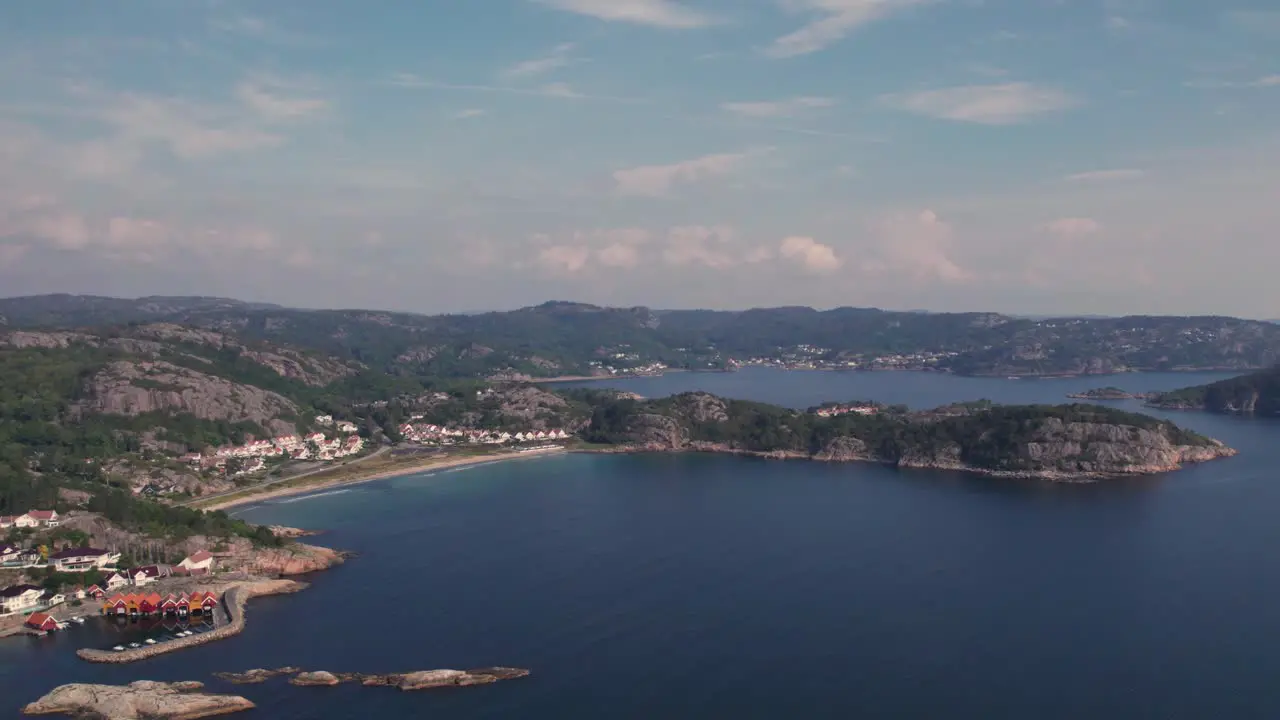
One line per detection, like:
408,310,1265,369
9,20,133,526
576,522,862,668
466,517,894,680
179,415,364,479
2,507,224,635
397,418,572,446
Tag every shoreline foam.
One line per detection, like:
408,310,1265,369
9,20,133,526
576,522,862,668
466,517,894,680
202,447,567,512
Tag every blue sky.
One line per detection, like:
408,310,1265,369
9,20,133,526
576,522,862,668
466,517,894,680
0,0,1277,316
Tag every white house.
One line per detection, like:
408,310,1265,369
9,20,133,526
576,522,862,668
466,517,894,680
130,565,168,587
0,517,12,529
0,544,20,564
49,547,120,572
47,593,66,606
336,420,359,434
315,414,334,426
177,550,214,574
104,572,130,590
0,584,45,614
14,510,59,528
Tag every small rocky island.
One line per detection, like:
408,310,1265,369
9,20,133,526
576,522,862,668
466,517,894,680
1066,387,1151,400
24,669,529,718
576,391,1236,479
22,680,254,719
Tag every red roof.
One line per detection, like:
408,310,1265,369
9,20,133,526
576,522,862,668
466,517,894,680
26,613,57,630
27,510,56,520
185,550,213,564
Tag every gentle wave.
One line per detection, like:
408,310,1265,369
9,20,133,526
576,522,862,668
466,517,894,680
274,488,354,504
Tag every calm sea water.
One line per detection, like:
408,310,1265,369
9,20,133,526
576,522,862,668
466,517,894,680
5,370,1280,719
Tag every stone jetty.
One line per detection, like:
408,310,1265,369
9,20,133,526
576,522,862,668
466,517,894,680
76,579,306,664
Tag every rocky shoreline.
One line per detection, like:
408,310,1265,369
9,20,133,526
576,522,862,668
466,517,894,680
577,437,1238,481
76,579,307,664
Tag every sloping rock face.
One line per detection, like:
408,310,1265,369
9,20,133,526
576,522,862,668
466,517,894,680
1014,419,1235,474
22,680,255,719
130,324,360,386
0,330,97,348
78,360,299,434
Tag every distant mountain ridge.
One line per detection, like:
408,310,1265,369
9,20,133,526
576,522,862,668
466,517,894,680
2,294,1279,379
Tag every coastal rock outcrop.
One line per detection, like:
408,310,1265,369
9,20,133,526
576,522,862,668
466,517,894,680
290,671,342,687
22,680,254,719
212,668,299,684
394,667,530,690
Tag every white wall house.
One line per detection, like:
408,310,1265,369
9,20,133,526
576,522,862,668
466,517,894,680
0,585,45,614
178,550,214,573
49,548,121,572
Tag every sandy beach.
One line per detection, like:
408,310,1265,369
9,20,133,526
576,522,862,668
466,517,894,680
199,447,567,512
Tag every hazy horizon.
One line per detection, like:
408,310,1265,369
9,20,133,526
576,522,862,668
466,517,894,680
1,2,1277,317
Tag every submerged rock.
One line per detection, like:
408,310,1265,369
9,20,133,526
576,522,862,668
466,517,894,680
22,680,254,719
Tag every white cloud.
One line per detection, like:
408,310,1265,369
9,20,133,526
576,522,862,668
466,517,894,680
779,236,842,273
537,0,715,28
1065,168,1145,182
867,209,972,283
99,93,282,159
881,82,1079,125
614,152,747,196
720,96,836,118
504,43,577,78
235,76,330,122
1041,217,1102,237
767,0,927,58
540,82,583,99
663,225,738,268
26,213,91,250
1184,75,1280,89
107,217,169,248
0,243,27,267
537,244,592,272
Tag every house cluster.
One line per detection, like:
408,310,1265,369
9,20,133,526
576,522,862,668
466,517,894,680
0,509,60,529
181,428,364,471
814,404,881,418
1,582,101,617
315,414,360,434
0,543,42,568
102,590,220,617
585,360,668,376
398,422,571,446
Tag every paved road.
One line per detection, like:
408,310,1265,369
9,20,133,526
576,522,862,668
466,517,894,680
178,446,391,508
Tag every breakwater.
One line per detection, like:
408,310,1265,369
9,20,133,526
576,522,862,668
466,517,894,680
76,579,306,664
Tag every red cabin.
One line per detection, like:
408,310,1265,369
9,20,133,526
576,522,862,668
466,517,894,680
200,593,219,613
26,613,58,632
160,595,179,615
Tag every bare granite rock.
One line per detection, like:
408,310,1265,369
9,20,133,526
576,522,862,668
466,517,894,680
76,360,299,435
395,667,530,691
290,671,341,687
22,680,254,719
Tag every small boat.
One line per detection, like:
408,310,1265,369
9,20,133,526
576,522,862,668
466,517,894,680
144,638,157,645
128,642,141,649
71,617,86,625
112,645,125,652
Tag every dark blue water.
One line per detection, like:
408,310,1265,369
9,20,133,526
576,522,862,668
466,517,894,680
5,370,1280,719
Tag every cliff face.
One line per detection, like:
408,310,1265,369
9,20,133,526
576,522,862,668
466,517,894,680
78,360,300,434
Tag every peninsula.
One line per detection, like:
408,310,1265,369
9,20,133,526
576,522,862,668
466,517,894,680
576,391,1234,480
1066,387,1151,400
1148,366,1280,414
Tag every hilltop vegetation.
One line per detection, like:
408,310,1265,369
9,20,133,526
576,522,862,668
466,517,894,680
1150,366,1280,415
